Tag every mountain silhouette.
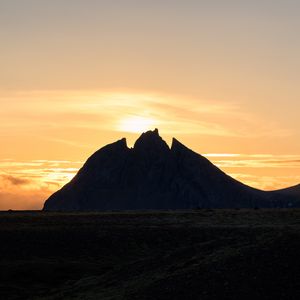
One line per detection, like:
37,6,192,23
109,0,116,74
43,129,299,210
274,184,300,196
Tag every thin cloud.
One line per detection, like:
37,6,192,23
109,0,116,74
40,137,90,149
0,174,31,186
0,159,81,210
0,90,292,138
228,173,300,191
213,158,300,169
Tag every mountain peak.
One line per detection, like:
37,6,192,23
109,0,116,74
136,128,159,140
133,129,169,153
101,137,128,152
171,138,186,151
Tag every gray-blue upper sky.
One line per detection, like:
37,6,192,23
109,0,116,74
1,1,299,90
1,0,299,126
0,0,299,138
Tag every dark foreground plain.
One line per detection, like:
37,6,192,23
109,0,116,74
0,210,299,300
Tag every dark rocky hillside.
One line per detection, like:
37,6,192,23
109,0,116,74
44,129,299,210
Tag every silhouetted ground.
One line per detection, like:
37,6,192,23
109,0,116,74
0,209,299,300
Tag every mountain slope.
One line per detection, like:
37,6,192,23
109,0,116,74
274,184,300,196
43,129,299,210
269,184,300,207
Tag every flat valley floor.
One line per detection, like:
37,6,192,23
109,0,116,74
0,209,299,300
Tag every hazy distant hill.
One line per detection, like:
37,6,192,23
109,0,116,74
43,129,299,210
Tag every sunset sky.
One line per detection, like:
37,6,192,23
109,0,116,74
1,0,300,209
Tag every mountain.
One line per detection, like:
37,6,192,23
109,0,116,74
43,129,299,210
269,184,300,207
274,184,300,197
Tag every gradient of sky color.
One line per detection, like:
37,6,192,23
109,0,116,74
1,0,300,209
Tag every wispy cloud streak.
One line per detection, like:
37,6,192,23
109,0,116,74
205,154,300,168
0,159,81,210
0,90,292,138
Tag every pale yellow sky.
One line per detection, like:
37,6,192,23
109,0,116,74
0,1,299,209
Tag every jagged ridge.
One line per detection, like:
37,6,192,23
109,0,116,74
43,129,299,210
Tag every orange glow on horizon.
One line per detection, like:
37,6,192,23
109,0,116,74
0,90,299,210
